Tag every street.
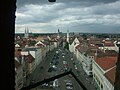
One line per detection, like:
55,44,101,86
24,47,97,90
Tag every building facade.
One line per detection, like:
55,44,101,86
92,56,117,90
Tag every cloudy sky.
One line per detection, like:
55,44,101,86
15,0,120,33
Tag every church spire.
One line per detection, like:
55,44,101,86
67,29,69,43
24,26,29,38
24,27,27,38
57,29,60,39
27,26,29,38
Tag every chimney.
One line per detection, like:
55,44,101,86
114,45,120,90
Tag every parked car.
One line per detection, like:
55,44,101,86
68,74,73,78
30,79,35,85
74,65,78,70
66,85,74,90
63,61,67,65
42,83,49,87
65,79,73,90
48,66,57,72
53,79,59,88
71,58,73,61
48,81,53,87
48,67,53,72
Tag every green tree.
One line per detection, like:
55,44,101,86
64,41,69,50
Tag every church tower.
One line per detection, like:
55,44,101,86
57,29,60,39
24,27,27,38
67,29,69,43
26,27,29,38
24,27,29,38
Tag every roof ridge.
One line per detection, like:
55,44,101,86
105,65,116,73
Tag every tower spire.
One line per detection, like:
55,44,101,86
26,26,29,38
57,29,60,39
24,27,27,38
67,29,69,43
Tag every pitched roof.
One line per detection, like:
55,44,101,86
27,54,35,63
15,58,21,69
105,66,116,85
88,44,98,50
95,50,118,58
15,50,21,57
96,43,104,47
88,38,102,44
36,43,44,47
75,44,88,53
95,56,117,71
105,50,118,56
24,47,37,51
41,40,49,45
15,44,20,48
69,36,76,45
104,42,114,46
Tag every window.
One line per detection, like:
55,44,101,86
101,84,103,89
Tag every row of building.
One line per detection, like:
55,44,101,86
14,35,60,90
15,29,120,90
68,35,120,90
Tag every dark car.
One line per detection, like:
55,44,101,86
40,66,43,69
48,66,57,72
54,61,59,65
48,81,53,87
30,80,35,85
48,67,53,72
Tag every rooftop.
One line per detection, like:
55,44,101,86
27,54,35,63
15,58,22,69
105,66,116,85
95,56,117,71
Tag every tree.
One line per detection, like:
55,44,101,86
82,34,87,40
64,41,69,50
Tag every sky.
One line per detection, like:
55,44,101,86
15,0,120,33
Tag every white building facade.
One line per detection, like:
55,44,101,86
69,37,80,53
92,57,116,90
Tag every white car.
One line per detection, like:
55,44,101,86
56,51,58,54
42,83,48,87
65,79,73,90
74,65,78,70
63,61,67,64
53,79,59,88
71,58,73,60
66,82,72,86
66,86,73,90
62,55,65,58
52,65,57,69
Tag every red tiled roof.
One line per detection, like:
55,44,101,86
105,50,118,56
95,56,117,70
105,66,116,85
75,44,82,49
88,44,98,50
104,42,114,46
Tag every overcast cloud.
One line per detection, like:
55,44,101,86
15,0,120,33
